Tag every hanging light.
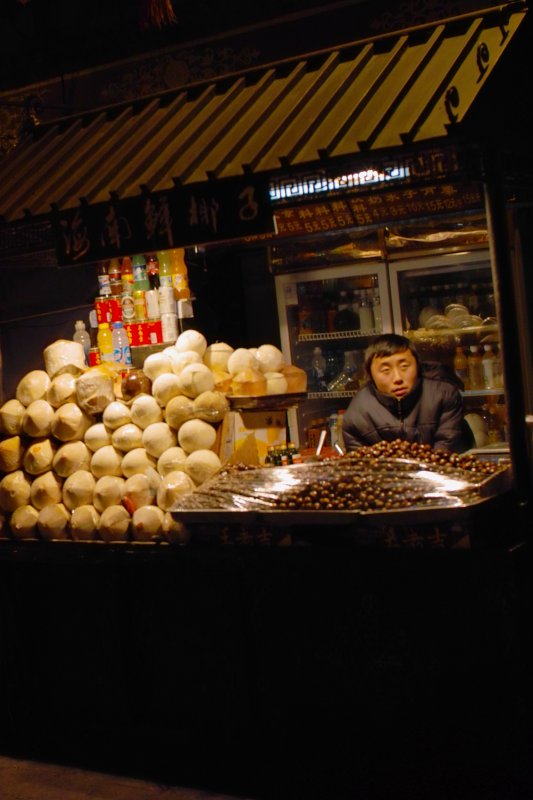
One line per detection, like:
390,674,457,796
139,0,177,30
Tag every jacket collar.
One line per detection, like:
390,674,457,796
369,375,423,418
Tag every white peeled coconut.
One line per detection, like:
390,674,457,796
111,423,144,452
157,446,188,476
231,368,267,396
51,402,93,442
178,418,217,453
174,329,207,356
76,367,115,415
120,447,156,478
122,473,157,512
227,348,259,376
62,470,96,511
142,421,177,458
164,395,194,430
22,399,55,438
130,394,163,429
43,339,85,378
192,390,229,423
93,475,125,512
0,470,32,512
0,436,25,473
37,503,71,541
0,398,25,435
203,341,234,372
23,437,56,475
161,347,186,371
84,422,112,452
156,470,195,511
90,445,123,478
30,470,63,510
162,512,190,545
256,344,284,373
10,504,39,540
131,505,165,542
70,505,100,541
152,373,183,407
176,362,215,398
103,400,132,430
143,351,174,381
98,505,131,542
264,371,288,395
46,373,77,408
15,370,51,407
53,441,91,477
169,349,202,376
185,449,221,486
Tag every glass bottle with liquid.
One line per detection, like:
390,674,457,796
310,347,327,392
453,345,469,388
326,350,357,392
482,344,497,389
468,345,484,390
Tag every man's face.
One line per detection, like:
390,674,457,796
370,348,418,399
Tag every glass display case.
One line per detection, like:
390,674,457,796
388,249,508,451
275,261,391,449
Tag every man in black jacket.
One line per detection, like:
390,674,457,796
342,333,473,453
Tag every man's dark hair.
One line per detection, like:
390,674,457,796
364,333,420,377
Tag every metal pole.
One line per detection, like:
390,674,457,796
482,144,531,506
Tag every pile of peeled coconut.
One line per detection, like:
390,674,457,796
0,330,306,544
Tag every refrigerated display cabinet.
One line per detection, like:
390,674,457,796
388,249,509,455
275,260,391,448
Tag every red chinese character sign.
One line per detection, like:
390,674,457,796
51,175,275,266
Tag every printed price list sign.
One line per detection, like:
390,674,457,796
274,182,484,237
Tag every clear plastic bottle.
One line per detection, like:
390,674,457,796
359,291,375,331
482,344,497,389
97,322,114,363
111,321,132,367
131,254,150,291
170,248,191,300
73,320,91,364
467,345,484,390
157,250,173,288
310,347,327,391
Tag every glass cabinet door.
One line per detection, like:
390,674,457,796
389,250,508,451
275,261,390,449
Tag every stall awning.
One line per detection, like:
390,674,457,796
0,3,526,226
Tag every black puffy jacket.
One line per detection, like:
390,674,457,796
342,361,473,453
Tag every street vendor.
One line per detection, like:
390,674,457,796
342,333,473,453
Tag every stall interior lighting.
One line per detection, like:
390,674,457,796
269,166,410,202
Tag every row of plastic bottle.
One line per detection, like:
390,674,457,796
453,344,502,390
96,250,191,340
73,319,132,367
298,286,382,336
